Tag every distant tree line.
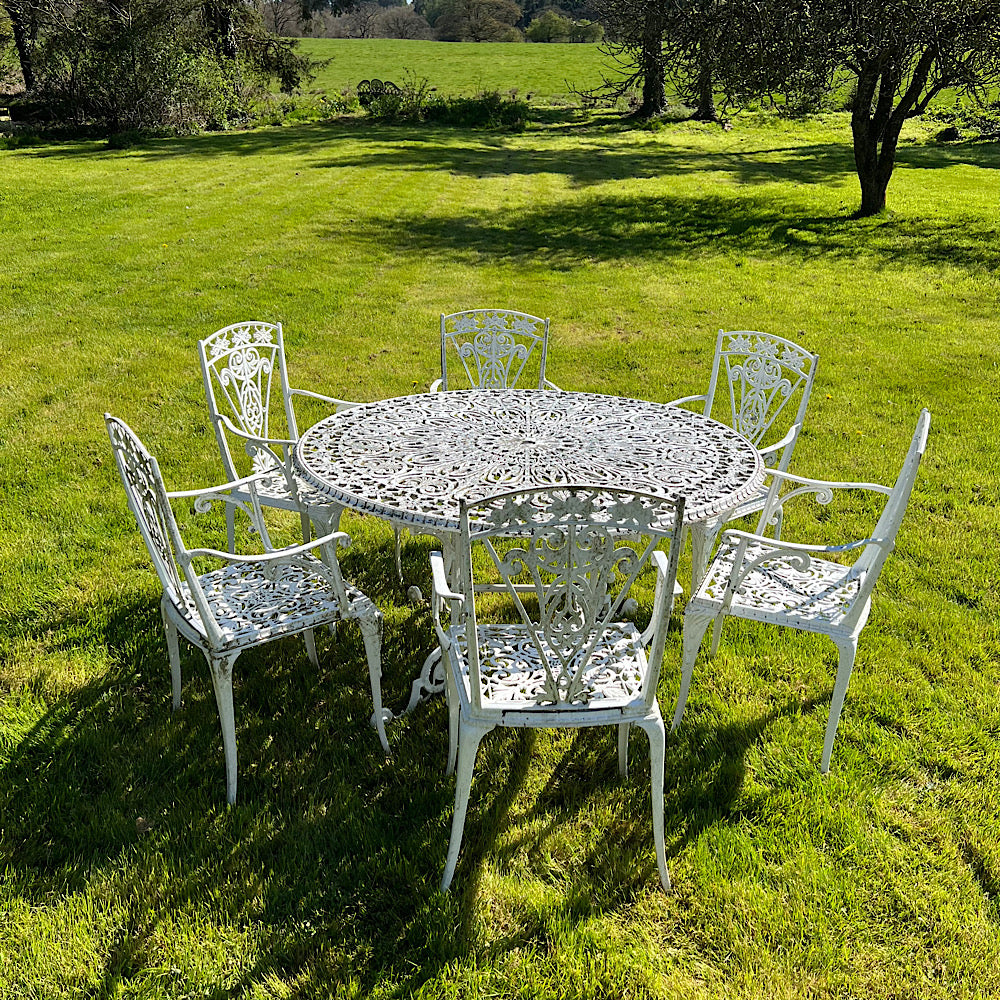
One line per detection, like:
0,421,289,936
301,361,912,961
262,0,602,43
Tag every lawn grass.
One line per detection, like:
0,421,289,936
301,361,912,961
1,101,999,999
297,38,616,103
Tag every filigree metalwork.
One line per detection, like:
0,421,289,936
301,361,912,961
106,414,389,805
673,409,931,774
295,390,765,531
440,309,552,390
431,486,686,893
721,331,816,449
199,322,359,552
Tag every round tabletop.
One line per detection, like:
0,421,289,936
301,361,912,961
295,390,764,531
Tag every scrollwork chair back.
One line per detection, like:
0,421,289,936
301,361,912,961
439,309,554,391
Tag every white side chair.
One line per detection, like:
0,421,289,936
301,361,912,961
431,485,686,893
672,409,930,773
431,309,560,391
199,321,358,553
106,414,389,805
668,330,819,586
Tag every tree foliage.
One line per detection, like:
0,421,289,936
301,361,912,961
1,0,314,131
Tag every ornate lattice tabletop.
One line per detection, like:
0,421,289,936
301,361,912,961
295,389,764,714
295,389,764,531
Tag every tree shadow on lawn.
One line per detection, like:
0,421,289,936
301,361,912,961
318,187,1000,277
17,118,1000,189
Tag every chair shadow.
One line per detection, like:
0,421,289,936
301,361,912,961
0,576,852,996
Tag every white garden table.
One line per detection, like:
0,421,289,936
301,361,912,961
294,389,765,712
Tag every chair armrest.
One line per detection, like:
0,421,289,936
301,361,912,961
718,528,888,558
664,393,708,410
214,413,296,451
430,550,464,649
639,549,680,646
287,386,360,412
762,468,893,496
430,550,464,603
165,468,286,501
186,529,352,565
429,379,443,393
757,423,799,467
543,379,562,391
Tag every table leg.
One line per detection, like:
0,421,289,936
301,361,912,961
399,532,460,715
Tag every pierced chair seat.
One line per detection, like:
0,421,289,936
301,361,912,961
106,414,389,806
673,409,930,774
447,622,650,713
696,539,864,628
177,562,379,651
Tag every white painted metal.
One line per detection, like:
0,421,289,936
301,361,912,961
668,330,819,586
198,321,360,554
672,409,930,773
431,309,560,392
295,390,763,532
432,486,685,892
295,389,764,712
105,414,389,805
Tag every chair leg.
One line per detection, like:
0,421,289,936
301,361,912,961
359,617,390,755
207,653,240,805
441,720,492,892
445,671,461,777
637,714,670,893
822,638,858,774
617,723,630,778
303,628,319,667
163,612,182,711
709,610,727,657
394,527,404,584
672,612,713,731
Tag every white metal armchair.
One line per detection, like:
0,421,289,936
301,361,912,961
672,408,930,773
668,330,819,585
431,309,560,392
199,321,359,553
105,414,388,805
431,486,685,892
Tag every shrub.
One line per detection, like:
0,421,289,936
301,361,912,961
364,76,527,130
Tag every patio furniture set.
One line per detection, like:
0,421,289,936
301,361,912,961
106,310,930,893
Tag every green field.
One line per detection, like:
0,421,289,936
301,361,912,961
2,66,1000,999
298,38,618,103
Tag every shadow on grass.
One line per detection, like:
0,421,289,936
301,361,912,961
316,186,1000,276
0,563,932,994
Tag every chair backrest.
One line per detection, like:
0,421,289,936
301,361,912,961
199,321,298,479
459,486,685,711
703,330,819,467
849,408,931,614
105,414,188,610
440,309,551,390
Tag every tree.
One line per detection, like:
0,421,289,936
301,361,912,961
722,0,1000,216
374,3,433,37
589,0,667,116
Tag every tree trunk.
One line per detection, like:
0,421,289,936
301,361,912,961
4,1,36,91
637,2,665,117
691,61,716,121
